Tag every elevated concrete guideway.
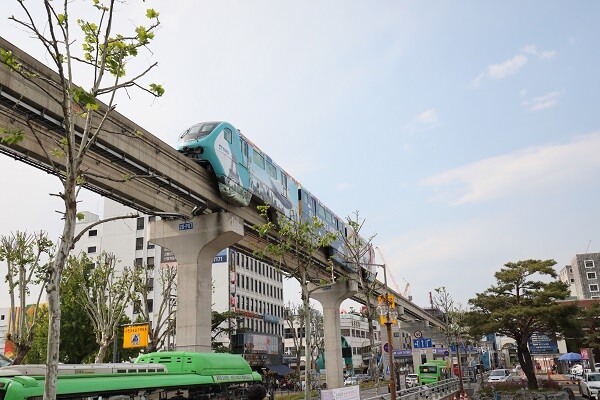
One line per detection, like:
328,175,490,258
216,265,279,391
0,36,445,387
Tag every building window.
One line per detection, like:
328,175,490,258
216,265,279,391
147,299,154,313
147,257,155,269
590,284,599,292
137,217,145,230
88,230,97,237
587,272,597,280
584,260,595,268
147,278,154,290
135,237,144,250
135,258,143,268
87,246,96,254
147,241,155,249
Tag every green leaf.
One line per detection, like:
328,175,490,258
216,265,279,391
71,87,99,111
146,9,160,19
149,83,165,97
57,14,66,25
76,212,85,221
0,128,25,144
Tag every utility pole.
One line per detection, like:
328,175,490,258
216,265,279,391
378,264,399,400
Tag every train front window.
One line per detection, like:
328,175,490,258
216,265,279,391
180,122,218,141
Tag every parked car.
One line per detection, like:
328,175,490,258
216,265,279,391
406,373,419,388
344,376,359,386
579,372,600,399
571,364,584,376
487,369,511,383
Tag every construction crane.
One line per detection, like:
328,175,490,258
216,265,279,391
375,247,411,300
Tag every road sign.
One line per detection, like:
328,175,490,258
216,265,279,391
123,324,149,349
179,222,193,230
414,330,423,338
413,338,433,348
383,342,389,353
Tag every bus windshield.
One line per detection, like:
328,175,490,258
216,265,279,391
419,365,438,374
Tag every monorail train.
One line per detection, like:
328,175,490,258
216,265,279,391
176,121,374,276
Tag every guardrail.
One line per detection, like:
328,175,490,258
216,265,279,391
364,378,461,400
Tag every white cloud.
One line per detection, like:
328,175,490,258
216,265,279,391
469,73,485,89
521,91,561,111
487,55,528,79
471,44,556,87
521,45,557,59
416,108,439,125
520,89,527,97
403,108,441,134
422,132,600,205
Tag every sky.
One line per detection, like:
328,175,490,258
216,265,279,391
1,1,599,310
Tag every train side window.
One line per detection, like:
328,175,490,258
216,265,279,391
325,210,333,223
240,139,249,158
280,174,288,197
266,162,277,179
223,128,232,143
253,150,265,169
317,204,325,219
311,197,317,211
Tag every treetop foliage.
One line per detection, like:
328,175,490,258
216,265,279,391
466,259,575,339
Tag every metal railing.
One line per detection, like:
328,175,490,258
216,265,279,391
364,378,461,400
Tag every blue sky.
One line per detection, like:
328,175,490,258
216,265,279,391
1,1,599,309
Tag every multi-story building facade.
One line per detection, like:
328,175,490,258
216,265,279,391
559,252,600,300
283,310,382,374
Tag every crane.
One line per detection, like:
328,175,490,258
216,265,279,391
375,247,411,299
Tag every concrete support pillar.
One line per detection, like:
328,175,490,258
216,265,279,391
148,212,244,352
310,280,358,389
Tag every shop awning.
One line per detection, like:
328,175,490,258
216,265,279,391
266,364,293,376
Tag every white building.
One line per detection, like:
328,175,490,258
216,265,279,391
73,198,286,367
559,253,600,300
0,307,7,355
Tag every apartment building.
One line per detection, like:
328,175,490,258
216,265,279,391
559,252,600,300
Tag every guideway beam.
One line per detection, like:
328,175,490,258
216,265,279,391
148,212,244,352
310,280,359,389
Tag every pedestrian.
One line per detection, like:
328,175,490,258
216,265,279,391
247,384,267,400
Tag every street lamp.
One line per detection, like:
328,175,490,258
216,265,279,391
377,264,398,400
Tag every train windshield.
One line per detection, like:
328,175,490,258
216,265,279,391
180,122,218,141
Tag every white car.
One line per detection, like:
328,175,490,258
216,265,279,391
487,369,511,383
406,373,419,388
344,377,359,386
572,364,584,376
579,372,600,399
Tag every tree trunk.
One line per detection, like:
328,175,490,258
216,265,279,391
44,175,78,400
95,341,110,364
302,274,311,400
517,339,538,389
12,343,30,365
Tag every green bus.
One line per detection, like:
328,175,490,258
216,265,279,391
417,360,450,385
0,352,262,400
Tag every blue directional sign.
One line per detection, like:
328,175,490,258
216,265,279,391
413,338,433,348
179,222,193,230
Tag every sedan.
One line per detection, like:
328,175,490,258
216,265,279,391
580,372,600,399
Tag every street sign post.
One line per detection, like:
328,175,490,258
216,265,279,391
412,338,433,348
